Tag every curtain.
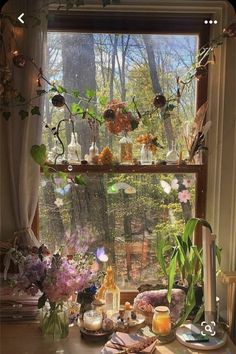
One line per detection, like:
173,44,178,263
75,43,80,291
0,0,47,247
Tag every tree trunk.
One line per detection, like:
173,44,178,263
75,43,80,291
143,34,174,150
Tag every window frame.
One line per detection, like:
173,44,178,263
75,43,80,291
33,12,210,293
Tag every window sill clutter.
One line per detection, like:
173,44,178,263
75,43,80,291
1,321,235,354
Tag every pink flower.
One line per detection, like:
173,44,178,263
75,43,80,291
178,189,190,203
183,178,194,188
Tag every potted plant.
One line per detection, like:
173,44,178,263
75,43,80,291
157,217,221,326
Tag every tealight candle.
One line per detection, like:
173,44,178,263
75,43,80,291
83,310,103,331
152,306,171,336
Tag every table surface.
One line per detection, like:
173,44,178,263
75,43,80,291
0,322,236,354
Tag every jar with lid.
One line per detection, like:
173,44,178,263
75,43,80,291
119,133,133,164
67,132,81,164
152,306,171,336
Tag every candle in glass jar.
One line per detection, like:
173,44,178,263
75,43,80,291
152,306,171,336
83,310,103,331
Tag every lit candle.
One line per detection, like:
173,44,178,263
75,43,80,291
152,306,171,336
83,310,103,331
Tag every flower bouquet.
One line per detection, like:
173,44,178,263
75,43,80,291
9,244,99,340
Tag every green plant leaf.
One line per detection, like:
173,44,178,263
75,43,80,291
43,165,50,178
57,85,67,94
156,238,167,276
215,245,222,266
37,293,47,309
193,304,204,323
74,175,86,185
49,87,57,92
19,110,29,120
36,89,47,96
72,89,80,98
2,111,11,121
99,96,108,106
31,106,41,115
31,144,47,166
71,102,83,115
85,88,95,99
16,93,26,103
167,252,177,303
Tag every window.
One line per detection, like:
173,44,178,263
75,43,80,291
36,11,208,290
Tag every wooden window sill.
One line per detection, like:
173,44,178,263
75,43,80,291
0,322,235,354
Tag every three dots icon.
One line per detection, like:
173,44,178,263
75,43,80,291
204,20,218,24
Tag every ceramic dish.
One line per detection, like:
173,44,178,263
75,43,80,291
111,312,145,327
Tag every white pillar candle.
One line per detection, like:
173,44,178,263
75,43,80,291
83,310,103,331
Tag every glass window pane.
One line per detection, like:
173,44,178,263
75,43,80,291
43,32,198,162
39,173,196,289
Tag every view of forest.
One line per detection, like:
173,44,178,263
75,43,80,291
39,32,198,289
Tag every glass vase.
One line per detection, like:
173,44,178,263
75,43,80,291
140,144,153,165
40,303,69,340
67,132,81,164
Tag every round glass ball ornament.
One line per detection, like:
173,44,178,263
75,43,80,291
52,94,65,107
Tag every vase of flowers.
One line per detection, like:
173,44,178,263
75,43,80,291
136,133,163,164
9,244,99,340
40,302,69,340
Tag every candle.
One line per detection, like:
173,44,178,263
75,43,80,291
83,310,103,331
152,306,171,336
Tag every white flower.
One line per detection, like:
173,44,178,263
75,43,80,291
171,178,179,190
54,198,64,207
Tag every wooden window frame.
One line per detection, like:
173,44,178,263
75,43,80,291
32,12,209,299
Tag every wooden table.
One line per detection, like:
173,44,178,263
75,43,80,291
1,322,236,354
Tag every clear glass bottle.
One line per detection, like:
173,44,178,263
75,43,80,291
119,133,133,164
88,141,99,163
67,132,81,164
104,266,120,318
152,306,171,336
166,141,178,164
141,144,153,165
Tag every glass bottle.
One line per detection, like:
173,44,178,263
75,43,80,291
152,306,171,336
119,133,133,164
140,144,153,165
88,141,99,163
166,141,178,164
67,132,81,164
104,266,120,318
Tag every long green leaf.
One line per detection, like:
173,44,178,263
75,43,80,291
183,218,212,243
167,253,177,303
156,238,167,275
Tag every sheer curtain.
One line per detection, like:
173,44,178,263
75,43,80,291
0,0,47,247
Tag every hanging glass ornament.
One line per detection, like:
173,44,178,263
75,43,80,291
52,94,65,107
153,94,166,108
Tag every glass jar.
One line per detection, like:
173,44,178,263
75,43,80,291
152,306,171,336
40,302,69,340
119,133,133,164
166,141,178,164
141,144,153,165
67,132,81,164
83,310,103,331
